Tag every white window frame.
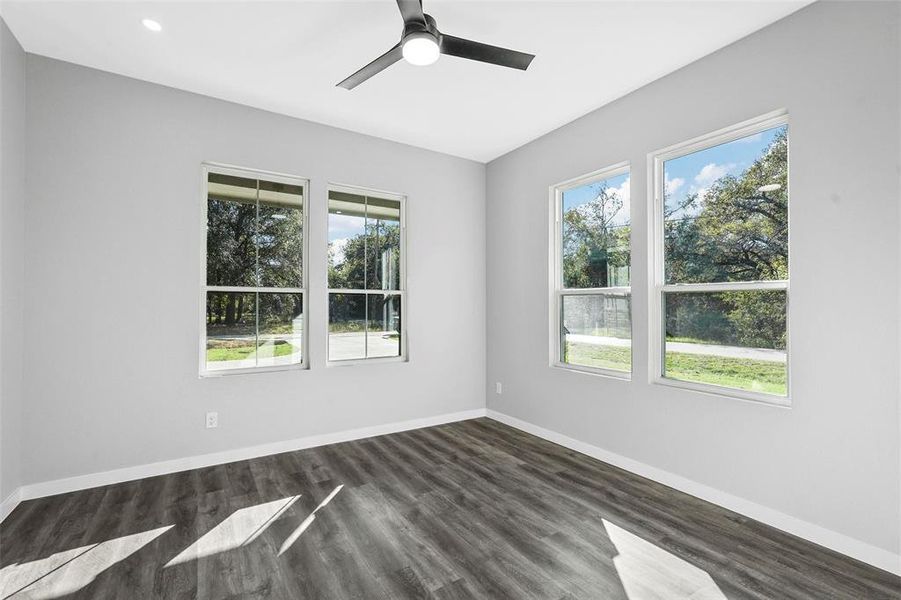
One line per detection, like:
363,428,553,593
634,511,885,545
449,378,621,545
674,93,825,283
326,182,407,366
648,110,790,406
549,162,632,380
199,162,310,377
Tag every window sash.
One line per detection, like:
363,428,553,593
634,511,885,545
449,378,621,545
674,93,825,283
327,291,404,364
556,290,633,378
553,162,631,292
201,163,309,376
648,111,790,405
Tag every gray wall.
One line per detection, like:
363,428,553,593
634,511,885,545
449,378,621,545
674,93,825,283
22,56,486,485
486,1,900,555
0,19,26,504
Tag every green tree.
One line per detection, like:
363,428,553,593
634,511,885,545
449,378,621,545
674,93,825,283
664,130,788,349
727,290,787,349
695,129,788,281
328,221,400,290
207,194,303,327
328,221,400,328
562,184,630,288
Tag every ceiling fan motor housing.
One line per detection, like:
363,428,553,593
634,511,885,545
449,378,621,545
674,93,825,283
402,14,440,46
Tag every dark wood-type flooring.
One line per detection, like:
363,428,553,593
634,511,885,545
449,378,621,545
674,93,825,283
1,418,899,599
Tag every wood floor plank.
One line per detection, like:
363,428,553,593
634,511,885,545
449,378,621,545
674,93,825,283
1,418,898,599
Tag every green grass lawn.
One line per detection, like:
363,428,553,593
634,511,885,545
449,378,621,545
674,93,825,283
564,341,786,395
665,351,786,395
207,341,297,362
563,342,631,372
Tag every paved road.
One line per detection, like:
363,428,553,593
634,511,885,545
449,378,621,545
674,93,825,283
327,331,400,361
566,334,786,363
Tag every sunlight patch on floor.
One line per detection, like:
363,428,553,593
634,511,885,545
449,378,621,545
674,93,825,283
279,484,344,556
0,525,172,599
603,519,728,600
165,495,299,567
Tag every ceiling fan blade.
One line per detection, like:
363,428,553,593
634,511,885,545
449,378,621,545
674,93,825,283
396,0,425,24
439,34,534,70
337,43,403,90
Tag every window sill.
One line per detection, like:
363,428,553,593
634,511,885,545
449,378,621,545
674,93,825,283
651,376,791,408
327,356,408,367
551,362,632,381
200,363,308,378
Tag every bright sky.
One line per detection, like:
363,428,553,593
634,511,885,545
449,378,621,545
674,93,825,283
563,172,631,228
328,211,401,264
664,124,786,219
327,212,364,264
329,212,365,243
561,124,785,227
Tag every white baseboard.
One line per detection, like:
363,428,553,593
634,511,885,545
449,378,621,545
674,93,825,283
486,409,901,577
4,408,487,519
1,487,23,523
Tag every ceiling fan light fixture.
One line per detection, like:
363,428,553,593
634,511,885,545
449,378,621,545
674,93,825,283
402,33,440,66
336,0,534,89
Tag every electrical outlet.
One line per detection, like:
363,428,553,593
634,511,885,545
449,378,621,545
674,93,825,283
495,382,503,395
206,412,218,429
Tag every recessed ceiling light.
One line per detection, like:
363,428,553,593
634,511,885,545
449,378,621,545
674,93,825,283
142,19,162,32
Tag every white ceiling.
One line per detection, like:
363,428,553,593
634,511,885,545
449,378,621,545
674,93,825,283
2,1,811,162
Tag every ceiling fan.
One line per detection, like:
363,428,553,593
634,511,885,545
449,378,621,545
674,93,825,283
337,0,535,90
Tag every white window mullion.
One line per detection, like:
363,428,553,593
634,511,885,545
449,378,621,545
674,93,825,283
327,288,405,296
660,280,787,294
560,286,632,297
208,285,306,294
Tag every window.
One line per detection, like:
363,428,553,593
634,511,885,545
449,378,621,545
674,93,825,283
328,185,405,362
201,165,308,375
651,113,789,404
552,164,632,377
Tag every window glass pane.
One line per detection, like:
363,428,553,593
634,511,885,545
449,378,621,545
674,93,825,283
328,293,367,361
664,290,787,395
258,180,303,288
328,191,367,289
205,291,257,371
561,294,631,372
257,293,303,367
561,172,631,288
663,125,788,284
367,197,402,291
207,174,257,286
367,294,401,358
